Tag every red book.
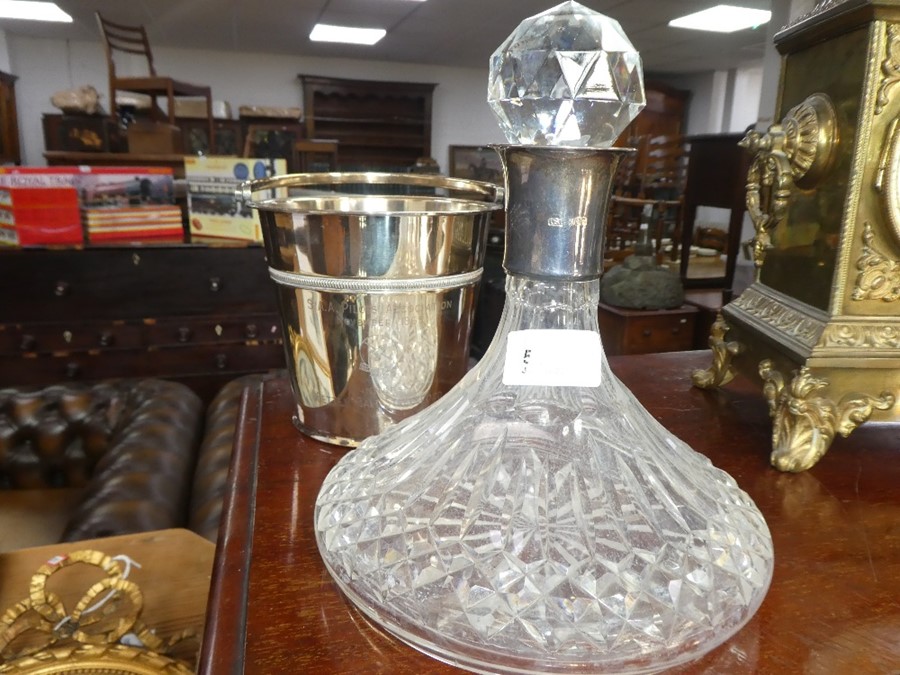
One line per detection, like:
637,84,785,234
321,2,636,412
0,167,82,246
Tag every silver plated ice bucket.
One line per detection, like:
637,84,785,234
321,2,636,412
240,172,503,446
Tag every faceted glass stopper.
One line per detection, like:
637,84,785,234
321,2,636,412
488,0,645,147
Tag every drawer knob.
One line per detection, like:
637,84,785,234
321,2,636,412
215,353,228,370
245,323,258,339
177,326,193,343
65,362,81,379
209,277,223,292
99,331,115,347
54,281,70,297
19,334,36,351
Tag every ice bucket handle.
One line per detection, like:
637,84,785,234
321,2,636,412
237,172,503,207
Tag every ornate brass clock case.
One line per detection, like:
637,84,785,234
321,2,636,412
694,0,900,472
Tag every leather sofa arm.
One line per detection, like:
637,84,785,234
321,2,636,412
61,380,203,542
189,374,269,542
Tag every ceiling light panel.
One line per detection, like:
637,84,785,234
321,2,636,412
669,5,771,33
310,23,386,45
0,1,71,23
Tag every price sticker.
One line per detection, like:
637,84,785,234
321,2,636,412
503,330,603,387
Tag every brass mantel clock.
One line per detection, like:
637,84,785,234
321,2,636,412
694,0,900,471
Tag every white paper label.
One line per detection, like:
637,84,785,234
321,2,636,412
503,330,603,387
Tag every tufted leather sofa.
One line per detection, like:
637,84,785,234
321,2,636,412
188,374,263,541
0,375,259,548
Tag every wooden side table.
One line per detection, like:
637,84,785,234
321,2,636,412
200,353,900,673
598,301,698,355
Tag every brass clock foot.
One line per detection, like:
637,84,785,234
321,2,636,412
759,360,895,472
692,313,745,389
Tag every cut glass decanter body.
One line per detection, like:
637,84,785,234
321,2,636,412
315,149,774,674
315,3,773,672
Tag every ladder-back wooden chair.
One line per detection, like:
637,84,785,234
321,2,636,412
605,195,688,265
95,12,214,152
641,135,690,262
641,134,690,199
655,197,685,262
605,195,665,263
611,135,646,198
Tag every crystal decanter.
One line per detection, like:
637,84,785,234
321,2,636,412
314,3,774,673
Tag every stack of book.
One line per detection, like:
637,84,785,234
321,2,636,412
79,166,183,243
81,203,183,242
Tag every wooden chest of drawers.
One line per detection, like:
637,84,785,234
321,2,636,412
598,302,698,356
0,245,285,403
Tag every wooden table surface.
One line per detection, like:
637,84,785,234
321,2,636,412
200,350,900,674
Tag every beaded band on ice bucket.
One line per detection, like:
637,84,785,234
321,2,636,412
267,268,484,294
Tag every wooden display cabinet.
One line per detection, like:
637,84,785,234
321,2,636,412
619,81,689,165
180,117,244,156
42,112,245,158
298,75,435,171
679,132,752,291
0,71,20,165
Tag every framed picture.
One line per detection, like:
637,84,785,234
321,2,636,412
243,123,304,170
449,145,503,184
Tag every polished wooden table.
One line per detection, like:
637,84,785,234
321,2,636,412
200,351,900,674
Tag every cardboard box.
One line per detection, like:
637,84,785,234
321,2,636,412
185,156,286,243
238,105,301,120
126,120,184,154
75,166,183,244
0,167,82,246
174,98,231,119
75,166,175,208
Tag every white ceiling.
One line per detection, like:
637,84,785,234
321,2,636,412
3,0,773,74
